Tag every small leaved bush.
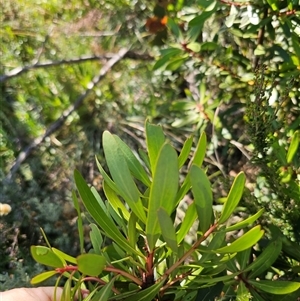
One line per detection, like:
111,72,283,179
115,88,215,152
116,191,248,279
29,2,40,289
31,122,300,301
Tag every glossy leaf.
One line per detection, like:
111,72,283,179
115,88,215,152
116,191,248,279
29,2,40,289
218,172,246,224
61,277,71,301
30,270,58,284
178,135,193,168
102,131,146,222
215,225,264,253
77,253,106,276
74,170,142,256
145,121,165,172
190,165,213,233
157,207,178,253
146,143,179,250
225,208,264,232
246,239,282,278
248,280,300,294
31,246,65,268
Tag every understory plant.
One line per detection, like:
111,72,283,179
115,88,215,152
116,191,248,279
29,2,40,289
31,122,300,300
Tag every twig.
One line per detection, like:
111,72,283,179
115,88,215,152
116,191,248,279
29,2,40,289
0,51,153,83
4,48,129,182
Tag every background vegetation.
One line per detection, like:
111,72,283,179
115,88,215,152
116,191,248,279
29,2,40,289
1,0,299,298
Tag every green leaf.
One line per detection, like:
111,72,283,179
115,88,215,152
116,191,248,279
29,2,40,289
72,190,84,254
74,170,142,256
167,18,182,40
77,253,106,276
225,208,265,232
266,0,279,11
237,281,250,301
102,131,146,222
92,278,115,301
165,57,187,71
114,135,151,186
189,10,216,27
157,207,178,253
90,223,103,255
52,248,77,265
128,212,138,248
103,181,130,222
122,281,164,301
176,202,197,244
30,270,58,284
145,122,165,173
146,143,179,250
215,225,264,253
187,42,201,52
178,135,193,168
218,172,246,224
248,280,300,294
190,165,213,233
236,247,252,270
153,48,183,70
286,130,299,163
31,246,65,268
190,132,206,167
61,277,71,301
246,239,282,278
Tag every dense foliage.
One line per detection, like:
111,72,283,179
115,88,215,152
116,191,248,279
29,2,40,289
1,0,299,299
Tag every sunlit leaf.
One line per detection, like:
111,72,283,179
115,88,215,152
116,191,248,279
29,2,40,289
72,190,84,254
225,208,264,232
286,130,299,163
190,132,206,168
30,270,58,284
218,172,246,224
248,280,300,294
52,248,77,265
178,135,193,168
215,225,264,253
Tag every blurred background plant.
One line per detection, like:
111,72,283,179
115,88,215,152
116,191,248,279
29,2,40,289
0,0,299,295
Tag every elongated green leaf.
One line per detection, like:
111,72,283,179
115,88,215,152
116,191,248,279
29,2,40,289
77,253,106,276
74,170,142,256
114,135,151,186
246,239,282,278
61,277,71,301
31,270,58,284
248,280,300,294
248,288,268,301
190,132,206,167
225,208,265,232
145,122,165,172
177,202,197,244
102,131,146,222
195,271,240,284
287,130,299,163
128,212,138,248
146,143,179,250
103,181,130,222
72,190,84,253
122,281,164,301
93,278,115,301
52,248,77,265
178,135,193,168
90,223,103,255
236,247,252,270
190,165,213,233
31,246,65,268
215,225,264,253
157,207,178,253
218,172,246,224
